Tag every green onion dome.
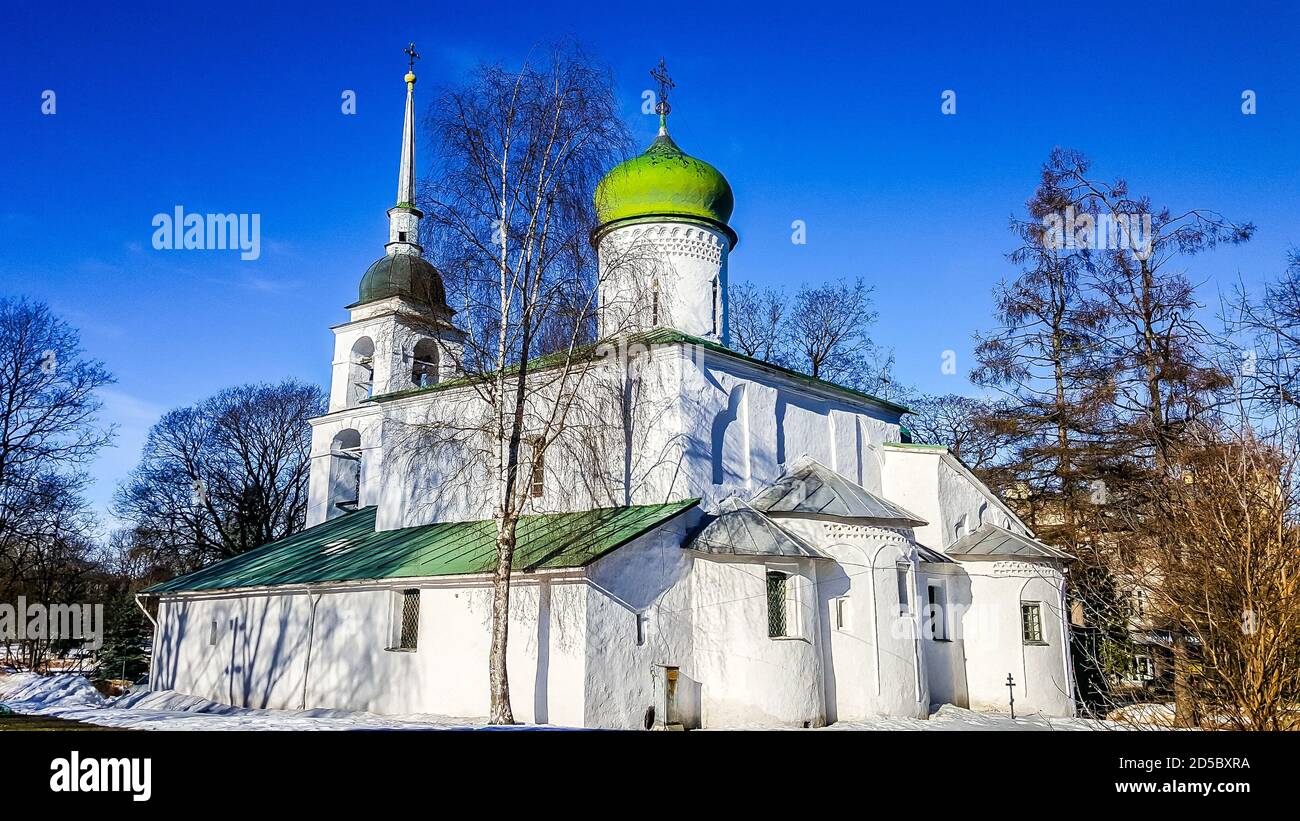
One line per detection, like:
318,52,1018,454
594,131,735,243
352,253,448,311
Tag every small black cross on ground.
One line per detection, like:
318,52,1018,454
1006,673,1017,720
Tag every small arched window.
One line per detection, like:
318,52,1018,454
348,337,375,406
328,429,362,516
411,339,438,388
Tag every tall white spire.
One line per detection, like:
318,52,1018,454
386,43,423,258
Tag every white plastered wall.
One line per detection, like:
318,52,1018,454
677,349,902,512
151,573,591,724
597,222,731,344
960,560,1074,716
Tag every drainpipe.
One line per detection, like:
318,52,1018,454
133,594,156,628
133,594,158,694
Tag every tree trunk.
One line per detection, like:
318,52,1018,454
1171,633,1198,728
488,516,518,724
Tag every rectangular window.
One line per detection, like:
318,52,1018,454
1021,602,1044,644
635,613,646,647
209,619,218,646
397,589,420,650
530,442,545,498
711,277,720,336
834,597,850,631
766,571,789,638
1134,655,1155,681
896,564,911,616
927,582,947,640
1132,588,1147,618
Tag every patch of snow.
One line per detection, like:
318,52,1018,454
0,673,532,731
817,704,1119,731
1106,702,1176,727
2,673,1124,731
0,673,106,710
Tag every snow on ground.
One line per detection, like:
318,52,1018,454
2,673,1121,731
819,704,1118,731
0,673,504,731
1106,702,1177,727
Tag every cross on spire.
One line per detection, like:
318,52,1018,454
405,42,421,71
650,58,675,117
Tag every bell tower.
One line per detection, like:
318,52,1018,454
327,43,464,413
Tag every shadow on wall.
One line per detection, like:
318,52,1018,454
152,601,189,692
711,384,745,485
159,592,416,713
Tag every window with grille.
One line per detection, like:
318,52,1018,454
1021,602,1044,644
766,571,789,638
398,589,420,650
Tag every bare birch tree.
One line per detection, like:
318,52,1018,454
407,45,633,724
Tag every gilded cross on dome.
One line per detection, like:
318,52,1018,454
650,58,675,117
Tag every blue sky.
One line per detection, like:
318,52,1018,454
3,1,1298,527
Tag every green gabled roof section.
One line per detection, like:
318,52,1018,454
368,328,908,417
144,499,699,595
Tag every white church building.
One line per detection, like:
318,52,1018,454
142,57,1077,729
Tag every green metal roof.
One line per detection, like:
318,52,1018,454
144,500,699,595
350,253,448,310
